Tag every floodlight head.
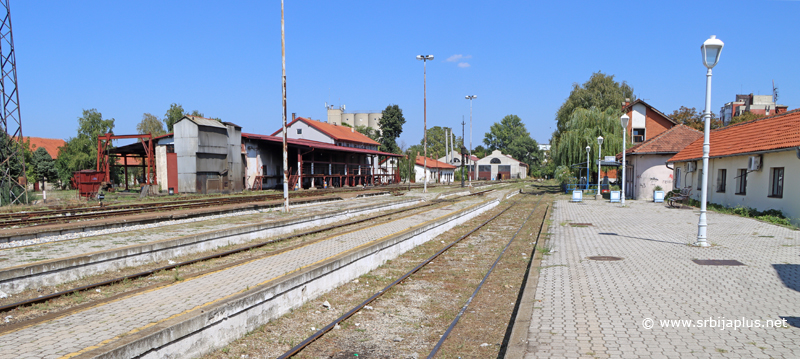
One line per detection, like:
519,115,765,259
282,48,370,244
417,54,433,61
701,35,724,69
620,113,630,128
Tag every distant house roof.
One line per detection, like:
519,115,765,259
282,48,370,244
668,109,800,162
181,115,227,129
622,99,678,125
24,137,66,159
271,117,380,146
617,125,702,159
242,133,401,157
415,156,457,169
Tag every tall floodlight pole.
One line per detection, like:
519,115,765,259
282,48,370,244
416,55,433,192
465,95,476,183
620,114,630,205
696,35,724,247
585,145,590,190
597,136,603,199
281,0,289,212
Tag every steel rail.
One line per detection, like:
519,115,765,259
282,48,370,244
0,190,493,313
427,196,545,358
276,192,514,359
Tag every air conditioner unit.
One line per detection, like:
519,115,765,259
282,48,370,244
686,162,696,173
748,155,762,171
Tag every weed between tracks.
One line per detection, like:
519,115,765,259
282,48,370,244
203,186,554,359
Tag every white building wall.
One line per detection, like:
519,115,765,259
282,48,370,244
476,150,528,179
274,121,335,144
630,154,674,200
674,150,799,226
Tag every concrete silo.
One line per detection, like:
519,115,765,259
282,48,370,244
368,113,382,131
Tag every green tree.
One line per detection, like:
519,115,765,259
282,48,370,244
483,115,541,173
553,107,625,174
668,106,721,130
136,113,166,136
163,103,185,132
30,147,57,189
409,126,463,161
355,125,379,141
730,111,764,125
378,105,406,154
55,109,115,184
550,72,634,168
0,131,27,204
472,145,488,158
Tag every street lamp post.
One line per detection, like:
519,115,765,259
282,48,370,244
696,35,724,247
585,145,590,190
597,136,603,199
620,114,630,205
417,55,434,193
465,95,477,184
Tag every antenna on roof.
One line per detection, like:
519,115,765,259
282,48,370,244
772,80,779,104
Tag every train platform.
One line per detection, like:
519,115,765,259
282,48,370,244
0,190,500,358
509,198,800,358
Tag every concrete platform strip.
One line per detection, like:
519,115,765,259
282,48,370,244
0,196,496,359
0,198,421,295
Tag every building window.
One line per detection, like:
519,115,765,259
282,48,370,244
769,167,784,198
490,158,501,164
675,167,681,188
632,129,645,143
716,169,726,193
296,128,302,135
735,169,747,195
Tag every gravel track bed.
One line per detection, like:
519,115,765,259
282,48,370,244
201,184,550,359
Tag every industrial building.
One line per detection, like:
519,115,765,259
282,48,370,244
173,116,244,194
474,150,528,180
326,104,382,132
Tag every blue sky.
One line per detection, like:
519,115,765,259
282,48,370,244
11,0,799,148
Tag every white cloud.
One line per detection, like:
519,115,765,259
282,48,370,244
446,54,472,62
457,62,471,68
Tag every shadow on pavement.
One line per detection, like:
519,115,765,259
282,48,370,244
772,264,800,292
598,232,686,246
781,317,800,328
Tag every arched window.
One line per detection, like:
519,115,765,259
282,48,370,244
490,158,501,164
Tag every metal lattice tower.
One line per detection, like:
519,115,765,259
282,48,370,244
0,0,26,205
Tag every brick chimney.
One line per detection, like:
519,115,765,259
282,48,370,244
622,98,631,109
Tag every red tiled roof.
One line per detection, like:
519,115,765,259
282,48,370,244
622,99,678,125
617,125,702,159
415,156,457,169
668,109,800,162
242,133,402,157
24,137,66,159
271,117,380,146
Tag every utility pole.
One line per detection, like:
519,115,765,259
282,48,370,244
461,120,466,188
281,0,289,212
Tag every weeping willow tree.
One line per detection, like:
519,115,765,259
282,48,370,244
552,107,629,175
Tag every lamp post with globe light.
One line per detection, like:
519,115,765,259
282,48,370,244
597,136,603,199
585,145,591,190
620,114,630,205
696,35,724,247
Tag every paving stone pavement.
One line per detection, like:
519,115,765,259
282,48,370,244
0,194,405,268
524,199,800,359
0,197,485,359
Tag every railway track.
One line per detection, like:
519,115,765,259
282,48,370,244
0,187,396,228
275,191,548,358
0,189,494,318
0,181,502,229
